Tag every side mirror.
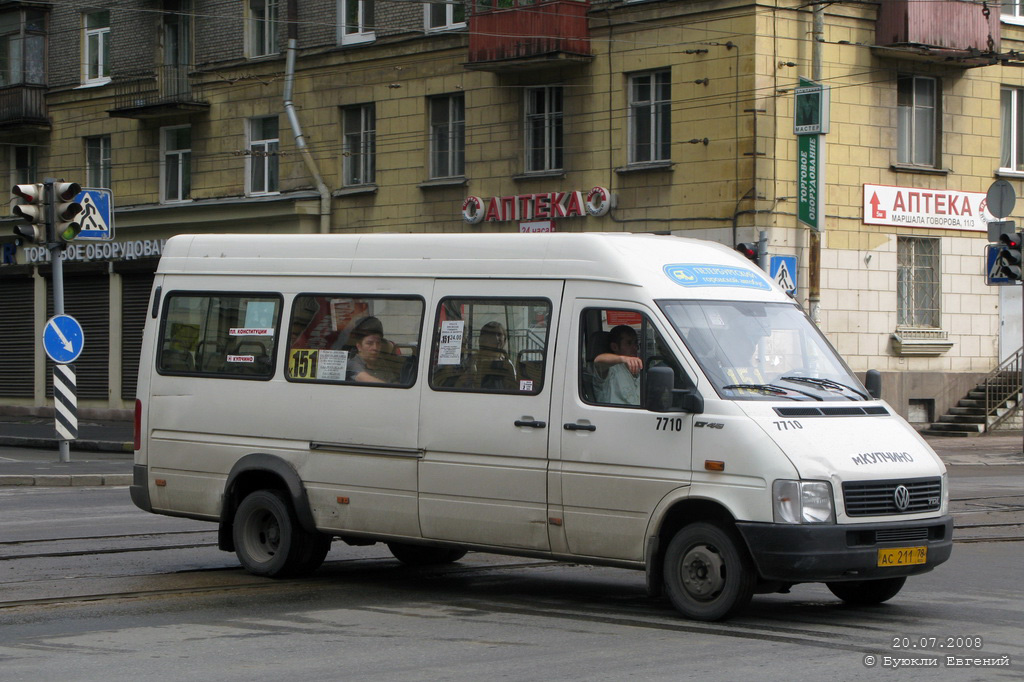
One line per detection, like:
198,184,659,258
864,369,882,399
645,365,704,414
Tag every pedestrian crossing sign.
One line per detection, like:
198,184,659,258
770,255,797,295
74,188,114,240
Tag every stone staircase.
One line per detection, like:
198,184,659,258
921,385,1021,437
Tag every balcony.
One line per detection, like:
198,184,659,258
466,0,593,73
108,65,209,120
0,84,50,133
875,0,1000,67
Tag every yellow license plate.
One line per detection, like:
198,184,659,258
877,546,927,567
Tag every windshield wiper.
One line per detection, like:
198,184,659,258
779,376,868,400
721,383,823,401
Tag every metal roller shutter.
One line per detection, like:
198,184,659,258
121,272,155,400
46,274,110,400
0,277,36,398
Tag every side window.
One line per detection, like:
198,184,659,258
158,293,281,379
286,295,423,387
429,297,550,394
579,308,687,408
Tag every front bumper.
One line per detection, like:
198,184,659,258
736,515,953,583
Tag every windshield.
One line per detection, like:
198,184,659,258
658,300,868,401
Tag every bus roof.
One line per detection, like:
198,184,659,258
157,232,791,303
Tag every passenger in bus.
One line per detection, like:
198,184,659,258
162,322,199,372
593,324,642,405
345,316,399,383
468,321,517,390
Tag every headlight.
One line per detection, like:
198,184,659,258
773,479,834,524
941,472,949,514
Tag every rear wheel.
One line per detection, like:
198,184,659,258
663,521,756,621
827,577,906,605
234,489,320,578
387,542,467,566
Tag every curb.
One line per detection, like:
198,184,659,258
0,436,134,453
0,474,133,487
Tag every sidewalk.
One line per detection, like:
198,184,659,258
0,415,134,488
0,414,1021,488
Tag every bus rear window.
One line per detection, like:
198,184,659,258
158,293,281,379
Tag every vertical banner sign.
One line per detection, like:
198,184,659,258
798,134,821,231
795,77,827,233
53,364,78,440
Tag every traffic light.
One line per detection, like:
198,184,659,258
997,228,1023,281
11,183,46,244
53,182,83,245
735,242,759,266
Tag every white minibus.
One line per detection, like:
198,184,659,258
131,232,951,621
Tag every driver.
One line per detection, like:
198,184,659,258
593,325,641,405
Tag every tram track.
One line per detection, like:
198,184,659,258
1,530,1020,658
1,489,1020,622
0,555,898,656
0,528,218,561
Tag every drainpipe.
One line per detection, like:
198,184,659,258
284,0,331,233
808,3,824,323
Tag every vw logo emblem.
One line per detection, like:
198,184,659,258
893,485,911,511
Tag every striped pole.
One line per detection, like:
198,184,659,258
54,363,78,450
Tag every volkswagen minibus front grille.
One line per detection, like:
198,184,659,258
842,477,942,517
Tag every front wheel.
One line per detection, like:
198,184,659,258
827,577,906,605
387,542,467,566
663,521,756,621
233,489,309,578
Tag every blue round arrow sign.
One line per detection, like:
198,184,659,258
42,314,85,364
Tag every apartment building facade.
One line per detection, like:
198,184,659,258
0,0,1020,425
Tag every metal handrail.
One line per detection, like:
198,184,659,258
985,345,1023,431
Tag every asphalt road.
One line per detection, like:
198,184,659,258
1,476,1021,682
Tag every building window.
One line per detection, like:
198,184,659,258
426,1,465,31
163,0,192,96
897,75,939,167
0,8,45,86
162,126,191,203
9,145,36,212
343,103,375,186
525,86,563,173
429,94,465,179
475,0,516,11
247,0,277,58
1003,0,1024,19
83,10,110,85
628,70,671,164
11,145,36,186
86,135,111,188
339,0,374,45
248,116,279,196
897,237,941,328
1001,87,1024,172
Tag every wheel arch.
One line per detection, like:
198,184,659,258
218,453,317,552
644,496,742,598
